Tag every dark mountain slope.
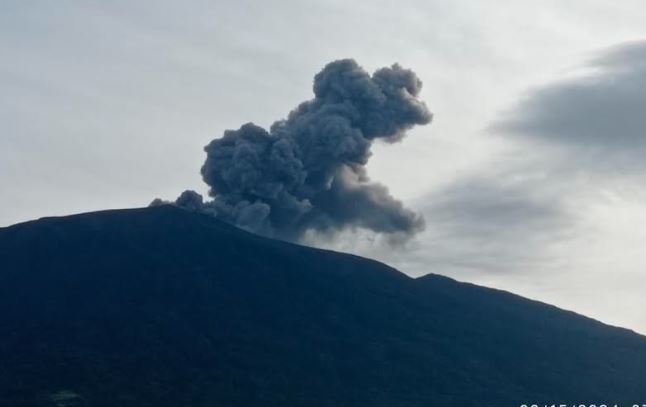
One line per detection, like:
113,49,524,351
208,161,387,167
415,274,646,402
0,206,644,406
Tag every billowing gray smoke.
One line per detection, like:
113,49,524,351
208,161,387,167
168,59,432,241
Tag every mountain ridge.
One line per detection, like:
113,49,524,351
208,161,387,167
417,273,644,337
1,205,645,406
6,206,637,336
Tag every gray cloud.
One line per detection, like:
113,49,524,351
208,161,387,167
405,41,646,277
492,41,646,173
307,169,576,278
413,175,574,274
166,59,431,240
427,177,566,240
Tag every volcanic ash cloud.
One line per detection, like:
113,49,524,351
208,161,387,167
164,59,432,241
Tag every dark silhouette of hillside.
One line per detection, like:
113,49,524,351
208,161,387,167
1,205,644,406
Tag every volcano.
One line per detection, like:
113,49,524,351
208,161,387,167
1,205,645,406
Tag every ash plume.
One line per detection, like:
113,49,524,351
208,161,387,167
165,59,432,241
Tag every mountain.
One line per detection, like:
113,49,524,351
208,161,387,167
0,205,645,406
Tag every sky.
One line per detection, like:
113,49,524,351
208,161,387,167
2,1,646,333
